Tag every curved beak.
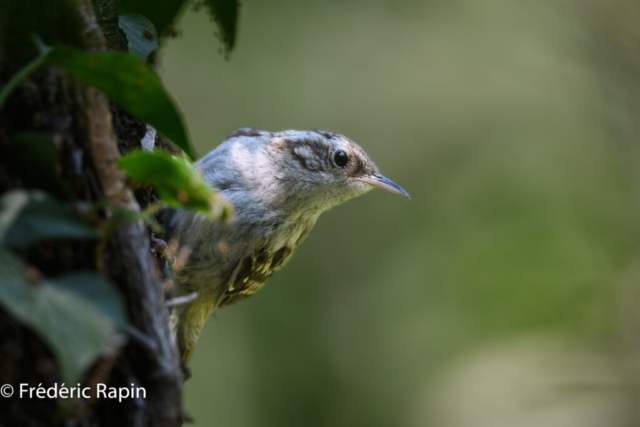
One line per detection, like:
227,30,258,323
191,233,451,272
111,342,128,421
358,173,411,201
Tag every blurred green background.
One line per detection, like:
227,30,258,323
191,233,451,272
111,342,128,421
160,1,640,426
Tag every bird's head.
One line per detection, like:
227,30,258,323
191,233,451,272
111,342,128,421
263,129,410,211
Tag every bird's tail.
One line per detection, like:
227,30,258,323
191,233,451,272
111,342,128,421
174,287,227,365
176,302,211,365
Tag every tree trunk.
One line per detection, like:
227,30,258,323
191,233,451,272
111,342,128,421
0,0,183,425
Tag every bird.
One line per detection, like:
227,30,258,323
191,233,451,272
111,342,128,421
163,128,410,365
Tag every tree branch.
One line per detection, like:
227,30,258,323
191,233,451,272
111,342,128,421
74,0,183,425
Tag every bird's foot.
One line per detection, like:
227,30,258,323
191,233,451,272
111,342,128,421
151,237,176,265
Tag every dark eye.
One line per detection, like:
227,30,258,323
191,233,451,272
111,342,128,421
333,150,349,167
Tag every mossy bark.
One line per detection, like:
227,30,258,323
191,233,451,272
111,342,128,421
0,0,183,425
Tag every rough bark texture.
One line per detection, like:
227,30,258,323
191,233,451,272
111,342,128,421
0,0,183,425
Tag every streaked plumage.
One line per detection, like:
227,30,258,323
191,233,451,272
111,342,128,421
163,128,410,364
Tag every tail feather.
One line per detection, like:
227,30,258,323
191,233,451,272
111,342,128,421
174,288,226,365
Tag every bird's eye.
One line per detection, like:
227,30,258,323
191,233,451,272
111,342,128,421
333,150,349,167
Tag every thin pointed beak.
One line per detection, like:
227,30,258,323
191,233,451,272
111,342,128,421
358,173,411,201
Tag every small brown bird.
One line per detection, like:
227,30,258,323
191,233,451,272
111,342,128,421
164,128,410,364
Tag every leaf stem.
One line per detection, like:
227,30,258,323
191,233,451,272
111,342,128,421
0,53,47,109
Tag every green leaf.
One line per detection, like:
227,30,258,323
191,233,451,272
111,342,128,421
118,13,159,62
0,50,48,109
48,272,128,329
46,46,193,158
0,190,97,249
0,191,29,238
0,248,126,384
5,132,70,199
205,0,239,53
2,38,193,157
118,150,227,218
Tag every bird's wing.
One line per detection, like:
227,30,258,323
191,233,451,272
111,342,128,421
218,246,294,307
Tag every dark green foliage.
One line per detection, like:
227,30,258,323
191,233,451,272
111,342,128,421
1,41,194,157
5,132,70,199
119,0,240,54
0,1,244,422
45,45,194,157
1,190,96,249
48,272,128,330
205,0,239,53
119,150,229,218
0,0,84,68
0,189,125,386
0,248,126,384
